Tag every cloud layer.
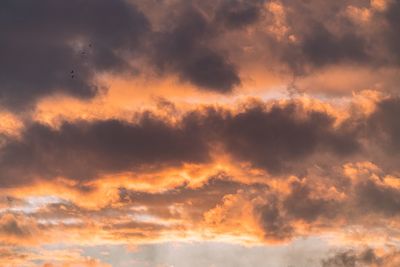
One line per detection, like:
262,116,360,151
2,0,400,266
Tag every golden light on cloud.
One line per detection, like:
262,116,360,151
2,0,400,266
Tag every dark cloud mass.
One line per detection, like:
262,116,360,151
322,248,400,267
4,96,400,187
385,0,400,64
368,97,400,153
257,196,294,240
3,0,400,108
0,0,149,109
0,100,364,185
215,0,262,29
0,0,252,108
283,180,338,222
355,178,400,216
221,103,359,174
364,97,400,173
151,4,240,92
300,24,369,67
0,115,210,186
254,168,400,242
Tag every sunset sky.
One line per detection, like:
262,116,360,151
1,0,400,266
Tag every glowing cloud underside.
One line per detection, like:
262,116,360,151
1,0,400,266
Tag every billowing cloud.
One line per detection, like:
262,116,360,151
0,114,210,186
2,0,400,266
220,102,359,174
3,0,400,110
5,95,400,187
0,99,363,186
150,3,241,93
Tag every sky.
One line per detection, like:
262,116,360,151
1,0,400,266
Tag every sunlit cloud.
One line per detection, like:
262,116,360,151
2,0,400,266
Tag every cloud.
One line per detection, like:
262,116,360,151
0,114,210,186
322,248,400,267
0,213,32,238
150,3,240,92
1,0,260,109
363,97,400,173
214,0,263,29
118,174,252,221
367,97,400,153
0,213,41,245
282,180,339,222
256,195,294,241
4,1,400,265
3,0,400,110
299,23,369,67
0,0,149,109
2,96,400,245
384,0,400,64
254,161,400,242
220,102,359,174
0,99,363,185
0,159,399,247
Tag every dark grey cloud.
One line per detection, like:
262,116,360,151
384,0,400,64
256,196,294,240
283,180,339,222
255,179,341,241
355,179,400,217
221,103,359,174
0,114,210,186
322,249,366,267
367,97,400,153
322,248,400,267
259,0,400,80
300,24,369,67
0,100,364,186
5,96,400,188
273,1,372,75
364,97,400,174
0,0,149,109
254,159,400,241
4,0,400,108
151,4,240,92
215,0,263,29
0,0,270,108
